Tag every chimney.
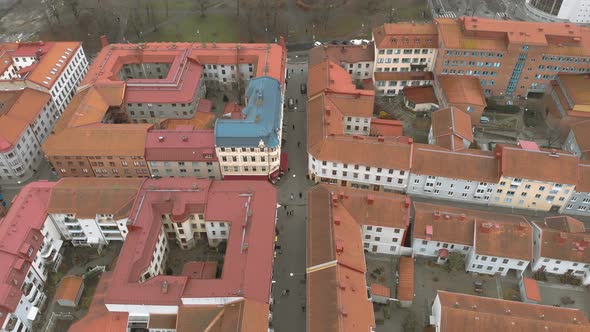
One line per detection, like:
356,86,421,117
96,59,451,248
426,225,433,241
444,214,451,220
336,239,344,253
453,302,460,308
459,214,466,221
481,223,492,233
339,192,345,200
367,194,375,205
181,136,188,142
518,221,527,230
433,210,441,220
334,215,341,225
471,304,477,310
404,197,411,208
378,136,385,142
100,35,109,48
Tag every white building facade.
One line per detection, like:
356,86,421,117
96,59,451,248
362,224,406,255
308,157,410,192
408,175,496,203
466,249,529,277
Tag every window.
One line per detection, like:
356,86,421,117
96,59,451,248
375,237,381,241
376,227,382,232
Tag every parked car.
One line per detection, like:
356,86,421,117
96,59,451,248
287,98,295,109
300,83,307,95
313,41,322,47
480,116,490,124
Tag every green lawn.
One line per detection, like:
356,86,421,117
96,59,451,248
148,14,239,42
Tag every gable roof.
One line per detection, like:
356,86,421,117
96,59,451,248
535,216,590,263
436,290,590,332
474,216,533,261
431,107,473,151
0,88,50,152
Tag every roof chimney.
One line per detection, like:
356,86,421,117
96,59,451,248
426,225,433,241
378,136,385,142
518,221,527,230
100,35,109,48
444,214,451,220
559,232,567,244
334,215,341,226
181,136,188,142
433,210,441,220
336,239,344,253
339,192,345,200
481,222,492,233
459,214,466,221
367,194,375,205
404,197,411,208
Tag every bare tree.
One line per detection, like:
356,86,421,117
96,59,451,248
44,0,62,24
545,127,561,148
65,0,80,20
197,0,209,17
318,0,334,32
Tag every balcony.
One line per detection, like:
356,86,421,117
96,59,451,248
63,217,79,225
26,285,39,302
22,282,33,297
5,315,18,332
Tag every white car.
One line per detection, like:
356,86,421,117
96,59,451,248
349,39,363,45
313,41,322,47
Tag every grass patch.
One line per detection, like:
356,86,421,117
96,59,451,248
396,6,431,21
149,14,239,42
316,14,365,40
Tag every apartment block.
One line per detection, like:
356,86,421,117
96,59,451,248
531,216,590,284
1,178,278,331
0,41,88,182
145,129,221,179
431,291,589,332
309,43,375,80
412,202,474,261
372,23,437,96
434,17,590,98
467,216,533,276
564,162,590,215
307,61,412,192
491,143,577,211
408,144,498,203
307,185,412,331
43,41,287,180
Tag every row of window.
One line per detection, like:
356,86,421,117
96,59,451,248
378,48,432,55
318,160,406,175
445,50,504,58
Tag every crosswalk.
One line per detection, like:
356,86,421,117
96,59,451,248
436,11,457,18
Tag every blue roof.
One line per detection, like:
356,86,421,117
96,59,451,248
214,77,282,148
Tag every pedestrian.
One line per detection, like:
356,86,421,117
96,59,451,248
292,124,295,130
286,289,290,295
296,99,298,105
283,205,287,210
299,192,302,199
301,305,306,312
297,141,301,148
290,193,294,200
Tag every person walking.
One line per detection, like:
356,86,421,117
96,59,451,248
297,141,301,148
299,192,303,199
292,124,295,130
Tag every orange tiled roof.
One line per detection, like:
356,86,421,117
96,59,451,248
474,217,533,261
557,74,590,113
431,106,473,151
412,144,499,183
570,120,590,155
397,257,414,302
412,202,476,246
403,85,437,105
522,277,541,302
370,283,390,297
0,88,50,152
23,42,81,89
175,300,268,331
436,290,589,331
43,124,152,157
437,75,486,107
309,44,374,65
535,216,590,264
55,275,83,303
47,178,144,219
497,144,579,184
372,23,438,49
307,185,409,331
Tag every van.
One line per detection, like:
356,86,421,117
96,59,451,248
300,83,307,95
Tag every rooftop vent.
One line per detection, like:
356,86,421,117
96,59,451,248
181,136,188,142
367,194,375,205
433,210,441,220
158,136,165,142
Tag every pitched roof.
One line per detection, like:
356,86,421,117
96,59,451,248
309,44,374,65
369,118,404,137
557,74,590,113
411,144,499,183
67,272,129,332
403,85,437,105
308,61,374,98
55,276,84,304
474,217,533,261
43,124,152,157
145,129,216,161
522,277,541,302
437,75,487,107
535,216,590,263
570,120,590,155
496,144,579,184
307,185,410,331
397,257,414,302
436,290,590,332
0,88,50,152
174,300,268,331
372,22,438,49
370,283,390,297
47,178,144,219
412,202,476,246
431,107,473,151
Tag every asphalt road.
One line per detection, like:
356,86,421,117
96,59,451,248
270,57,311,332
